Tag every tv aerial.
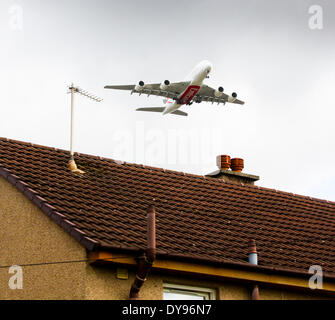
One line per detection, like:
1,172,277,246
67,83,103,173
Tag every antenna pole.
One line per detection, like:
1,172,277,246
70,83,75,160
67,83,102,173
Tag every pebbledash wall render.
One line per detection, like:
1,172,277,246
1,137,335,300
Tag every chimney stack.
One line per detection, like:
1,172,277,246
207,155,259,185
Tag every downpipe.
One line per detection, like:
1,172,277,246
129,205,156,300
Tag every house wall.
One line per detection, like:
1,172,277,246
0,176,87,299
0,176,333,300
85,266,334,300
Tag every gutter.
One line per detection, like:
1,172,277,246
129,205,156,300
98,243,335,283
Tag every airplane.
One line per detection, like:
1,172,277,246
104,60,244,116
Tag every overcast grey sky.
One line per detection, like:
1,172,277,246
1,0,335,201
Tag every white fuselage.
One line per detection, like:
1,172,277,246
162,60,212,115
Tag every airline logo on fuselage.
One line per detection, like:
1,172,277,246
179,85,200,104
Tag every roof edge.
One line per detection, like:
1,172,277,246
99,243,335,282
0,166,101,252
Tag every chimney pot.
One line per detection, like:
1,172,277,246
231,158,244,172
216,155,231,170
248,239,257,254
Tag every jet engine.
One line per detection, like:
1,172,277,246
135,81,145,91
214,87,224,97
160,80,170,90
228,92,237,102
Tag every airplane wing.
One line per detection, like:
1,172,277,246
105,82,190,100
195,85,245,105
104,85,135,90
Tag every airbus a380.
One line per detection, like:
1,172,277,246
104,60,244,116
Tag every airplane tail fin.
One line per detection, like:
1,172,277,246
136,107,188,116
136,107,165,113
170,110,188,116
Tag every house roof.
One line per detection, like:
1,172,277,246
1,137,335,278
